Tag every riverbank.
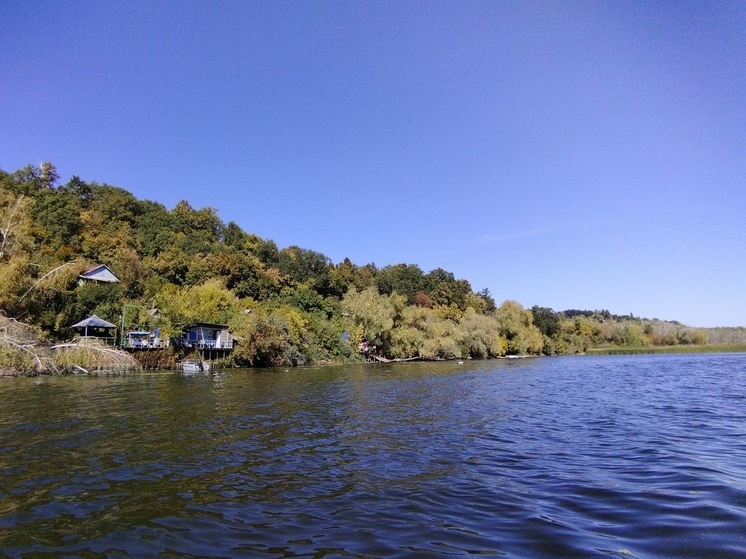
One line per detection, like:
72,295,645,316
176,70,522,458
587,344,746,355
4,341,746,376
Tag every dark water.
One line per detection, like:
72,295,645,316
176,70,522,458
1,354,745,558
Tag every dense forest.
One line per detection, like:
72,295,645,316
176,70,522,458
1,163,741,369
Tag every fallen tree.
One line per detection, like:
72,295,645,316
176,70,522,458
1,314,141,376
0,314,48,375
51,338,141,374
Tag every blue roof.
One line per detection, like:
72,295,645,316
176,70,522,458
79,264,120,283
71,314,117,329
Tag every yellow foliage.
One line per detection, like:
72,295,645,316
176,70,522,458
273,305,308,343
0,191,33,261
156,278,240,337
342,287,396,346
436,305,462,322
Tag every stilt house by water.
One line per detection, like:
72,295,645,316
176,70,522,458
181,322,234,360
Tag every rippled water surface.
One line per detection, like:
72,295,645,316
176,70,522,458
1,354,746,558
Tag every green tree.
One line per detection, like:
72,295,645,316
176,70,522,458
375,263,425,304
256,239,280,267
171,201,225,255
133,200,175,257
342,286,398,350
421,314,465,360
557,315,601,353
327,258,375,298
424,268,472,310
612,324,650,347
156,279,240,338
277,246,332,292
460,308,505,358
223,221,261,253
59,176,94,208
39,162,59,190
494,300,543,355
531,306,560,338
30,189,82,255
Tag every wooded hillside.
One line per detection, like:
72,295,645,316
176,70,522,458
1,163,728,368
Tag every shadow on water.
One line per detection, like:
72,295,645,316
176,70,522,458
1,354,745,557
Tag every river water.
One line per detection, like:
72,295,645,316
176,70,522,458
1,354,745,558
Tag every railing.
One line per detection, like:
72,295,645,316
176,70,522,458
182,339,234,350
79,336,118,346
124,339,170,349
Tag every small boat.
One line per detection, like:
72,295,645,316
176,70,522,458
180,359,210,373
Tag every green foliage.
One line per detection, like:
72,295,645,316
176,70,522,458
0,257,30,311
460,308,505,358
302,311,349,362
255,239,280,267
375,264,425,304
156,279,240,338
342,286,398,349
420,316,464,360
58,176,94,208
229,309,307,367
19,261,82,336
171,201,225,255
494,300,543,355
277,246,333,295
476,288,497,312
1,163,722,369
531,306,560,338
327,258,375,298
281,285,336,317
224,221,261,253
68,282,124,327
30,189,83,254
0,182,34,262
425,268,472,310
89,184,139,224
612,324,650,347
133,200,174,257
555,315,602,354
387,305,430,358
5,166,45,195
0,345,37,375
389,328,425,359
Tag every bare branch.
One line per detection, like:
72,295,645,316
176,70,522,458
0,194,24,260
16,261,76,304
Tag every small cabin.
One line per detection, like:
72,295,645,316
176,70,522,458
181,322,234,361
182,322,234,350
78,264,120,285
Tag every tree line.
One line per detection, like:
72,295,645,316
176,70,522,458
0,163,717,368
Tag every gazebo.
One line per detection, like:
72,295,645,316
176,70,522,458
70,314,118,345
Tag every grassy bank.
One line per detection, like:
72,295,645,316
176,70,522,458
587,344,746,355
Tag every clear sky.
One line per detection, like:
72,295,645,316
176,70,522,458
2,1,744,327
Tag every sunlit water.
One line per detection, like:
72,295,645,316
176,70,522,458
1,354,745,558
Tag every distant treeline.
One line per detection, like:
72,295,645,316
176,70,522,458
0,163,740,368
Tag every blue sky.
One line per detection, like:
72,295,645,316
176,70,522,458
2,1,744,327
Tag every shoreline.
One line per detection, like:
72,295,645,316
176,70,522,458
4,345,746,377
586,344,746,355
